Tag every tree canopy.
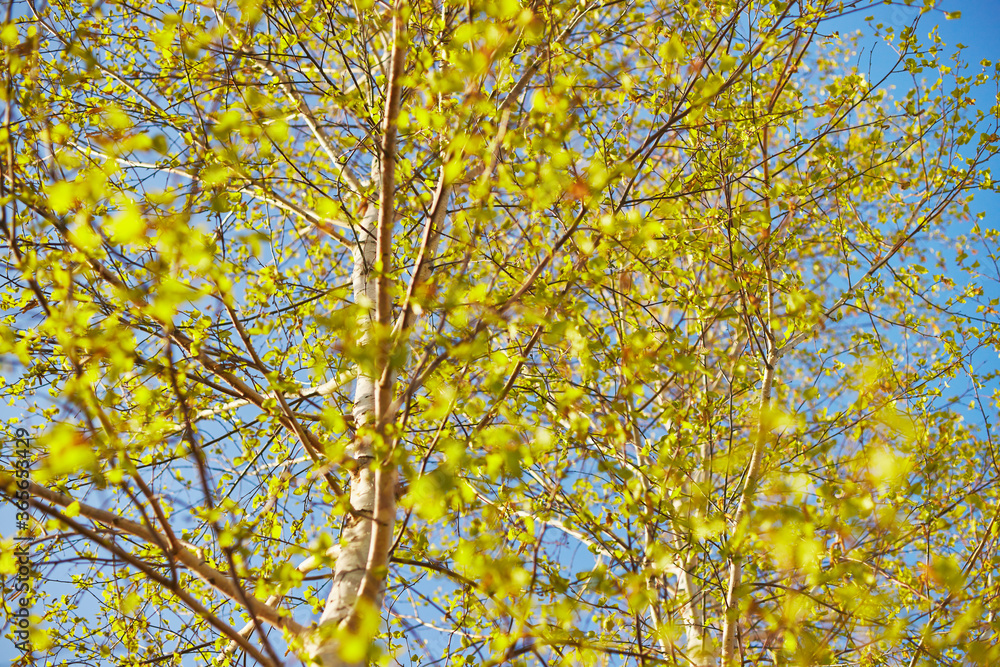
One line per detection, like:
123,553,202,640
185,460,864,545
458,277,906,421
2,0,1000,665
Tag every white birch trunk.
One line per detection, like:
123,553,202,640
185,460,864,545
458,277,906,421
649,395,710,664
307,12,406,662
678,469,710,666
305,186,384,667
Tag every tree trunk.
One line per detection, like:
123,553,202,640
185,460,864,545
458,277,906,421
307,12,406,663
305,192,381,667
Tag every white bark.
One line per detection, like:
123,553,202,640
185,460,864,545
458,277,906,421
646,419,710,666
676,442,710,667
306,192,380,667
308,11,406,661
721,349,777,666
646,353,711,665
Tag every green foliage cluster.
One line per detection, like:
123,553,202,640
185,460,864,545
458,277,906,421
1,0,1000,665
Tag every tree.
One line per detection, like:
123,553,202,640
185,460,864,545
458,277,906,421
2,0,1000,664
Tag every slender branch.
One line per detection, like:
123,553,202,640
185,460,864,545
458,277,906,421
37,502,279,667
222,545,341,656
181,370,355,427
0,476,301,635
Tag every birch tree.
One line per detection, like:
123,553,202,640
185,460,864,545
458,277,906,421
2,0,1000,666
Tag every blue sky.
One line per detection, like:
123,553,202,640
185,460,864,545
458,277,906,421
835,0,1000,223
826,0,1000,416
